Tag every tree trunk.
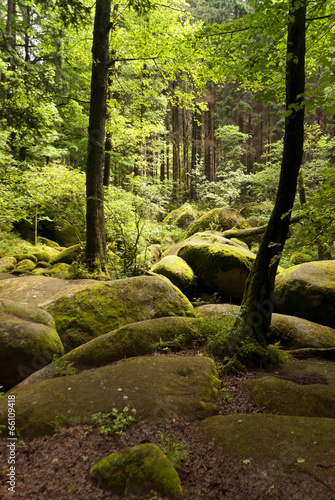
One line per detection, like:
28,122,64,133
86,0,111,274
235,0,306,345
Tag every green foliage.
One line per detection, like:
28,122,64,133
52,355,76,376
195,315,288,369
157,431,190,468
50,416,63,434
91,407,136,438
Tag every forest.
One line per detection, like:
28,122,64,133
1,1,335,498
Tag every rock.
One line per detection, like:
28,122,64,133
290,252,313,265
13,254,38,263
163,202,197,229
38,237,61,248
90,443,183,499
0,256,17,273
0,275,96,307
196,305,335,351
274,261,335,328
45,275,195,350
48,262,71,278
0,273,16,280
177,237,255,301
186,207,249,237
50,243,83,265
16,317,199,386
165,232,246,257
245,359,335,418
0,299,64,387
201,414,335,478
269,314,335,349
0,356,220,437
33,248,61,262
150,256,196,296
12,258,36,274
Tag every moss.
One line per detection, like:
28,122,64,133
290,252,313,265
0,256,17,272
201,414,335,467
246,375,335,418
90,443,183,499
163,203,197,229
0,356,219,438
44,275,195,351
50,243,83,265
150,256,196,296
187,207,249,237
274,261,335,328
178,241,255,301
13,254,38,263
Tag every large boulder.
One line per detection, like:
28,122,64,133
0,275,195,351
90,443,183,499
0,299,63,388
16,317,199,386
163,202,197,229
274,261,335,328
177,236,255,301
0,356,220,438
0,256,16,273
150,255,196,296
187,207,249,237
245,359,335,418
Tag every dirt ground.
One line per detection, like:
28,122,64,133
1,350,334,500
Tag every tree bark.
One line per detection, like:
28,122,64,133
86,0,111,274
235,0,306,344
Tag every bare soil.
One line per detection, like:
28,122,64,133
0,350,334,499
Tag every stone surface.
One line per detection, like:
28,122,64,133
0,275,195,351
187,207,249,237
201,413,335,483
245,359,335,418
17,317,199,387
0,256,16,273
0,356,220,437
163,202,197,229
150,255,196,296
177,238,255,301
274,260,335,328
90,443,183,499
0,299,63,387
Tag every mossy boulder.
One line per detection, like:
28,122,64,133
163,202,197,229
12,258,36,274
187,207,249,237
269,314,335,349
178,239,255,301
274,261,335,328
48,262,71,278
50,243,83,265
165,232,246,257
150,256,196,296
201,414,335,478
290,252,313,265
13,253,38,263
33,248,61,263
245,359,335,418
38,237,61,248
0,356,220,438
90,443,183,499
17,317,200,386
0,256,17,273
0,299,63,387
0,275,96,307
42,275,195,351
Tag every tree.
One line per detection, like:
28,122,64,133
85,0,112,274
235,0,307,345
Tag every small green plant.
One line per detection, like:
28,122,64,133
52,355,76,376
157,432,189,468
91,407,136,438
221,386,237,404
50,416,63,434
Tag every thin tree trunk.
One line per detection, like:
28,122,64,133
86,0,111,274
235,0,306,344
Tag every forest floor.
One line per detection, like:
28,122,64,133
0,349,334,500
